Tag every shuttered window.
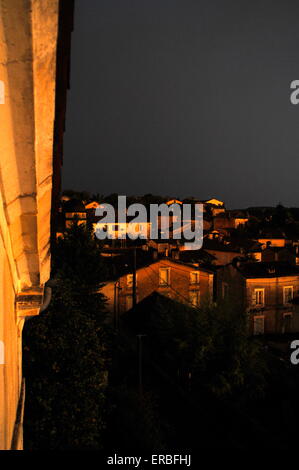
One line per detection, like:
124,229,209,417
159,268,170,286
190,271,200,285
283,286,293,304
189,291,200,307
253,288,265,306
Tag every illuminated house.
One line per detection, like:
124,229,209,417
94,220,152,241
101,256,214,316
214,211,249,229
204,237,262,265
156,199,183,231
256,229,288,248
85,200,101,210
203,198,224,207
0,0,73,449
217,261,299,335
92,210,152,243
200,198,225,216
63,199,87,228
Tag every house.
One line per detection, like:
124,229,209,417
217,261,299,335
158,201,182,231
101,255,214,316
202,198,225,207
85,200,100,210
256,229,288,248
63,199,87,228
203,237,262,265
175,247,217,268
170,217,211,240
200,198,225,216
261,246,296,265
93,214,152,241
214,211,249,230
147,239,181,256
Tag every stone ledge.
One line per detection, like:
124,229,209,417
15,288,44,318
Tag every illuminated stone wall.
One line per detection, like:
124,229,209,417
0,0,60,449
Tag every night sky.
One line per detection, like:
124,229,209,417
63,0,299,209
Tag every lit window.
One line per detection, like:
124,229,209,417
159,268,170,286
253,316,264,335
283,286,293,304
127,273,137,288
189,291,200,307
190,271,200,285
253,288,265,307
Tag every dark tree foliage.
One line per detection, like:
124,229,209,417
109,294,272,449
23,224,108,450
123,295,268,401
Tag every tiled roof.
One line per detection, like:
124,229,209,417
204,237,262,253
237,261,299,278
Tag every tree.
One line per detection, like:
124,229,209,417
122,293,268,401
23,224,108,450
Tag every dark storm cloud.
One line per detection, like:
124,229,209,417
63,0,299,208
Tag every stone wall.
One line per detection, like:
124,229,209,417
0,0,61,450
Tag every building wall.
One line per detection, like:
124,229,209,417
0,0,65,449
101,259,213,315
246,277,299,334
217,265,299,335
216,264,245,305
258,238,286,248
261,248,295,264
214,217,248,229
0,234,22,450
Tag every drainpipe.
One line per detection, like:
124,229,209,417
39,286,52,313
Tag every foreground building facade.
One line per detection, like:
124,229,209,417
0,0,73,450
217,261,299,335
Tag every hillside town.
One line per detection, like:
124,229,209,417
57,193,299,337
2,0,299,455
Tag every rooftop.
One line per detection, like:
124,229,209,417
236,261,299,278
